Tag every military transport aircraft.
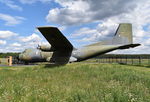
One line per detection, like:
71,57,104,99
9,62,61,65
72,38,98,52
19,23,140,64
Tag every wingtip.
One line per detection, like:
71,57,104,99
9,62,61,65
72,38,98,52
37,26,57,29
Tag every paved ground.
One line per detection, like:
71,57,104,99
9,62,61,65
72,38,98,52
0,64,7,67
0,64,37,67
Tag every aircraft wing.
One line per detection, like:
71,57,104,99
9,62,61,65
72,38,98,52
37,27,73,51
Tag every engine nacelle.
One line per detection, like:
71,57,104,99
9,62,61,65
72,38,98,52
37,45,55,51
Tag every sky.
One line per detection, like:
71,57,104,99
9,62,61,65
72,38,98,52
0,0,150,54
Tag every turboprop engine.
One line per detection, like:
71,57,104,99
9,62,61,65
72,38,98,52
37,45,55,51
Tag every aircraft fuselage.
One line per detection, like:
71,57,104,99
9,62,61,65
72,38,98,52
19,45,121,63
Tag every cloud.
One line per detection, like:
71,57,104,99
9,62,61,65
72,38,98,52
0,29,45,52
0,28,49,52
0,30,18,39
72,27,97,37
46,0,137,25
1,45,24,52
19,0,51,4
71,27,100,42
0,40,6,45
0,0,22,11
65,0,150,54
71,22,119,42
0,13,25,26
0,0,150,54
0,33,43,52
11,42,22,47
91,0,150,43
19,33,41,42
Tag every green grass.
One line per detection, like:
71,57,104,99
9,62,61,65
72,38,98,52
0,63,150,102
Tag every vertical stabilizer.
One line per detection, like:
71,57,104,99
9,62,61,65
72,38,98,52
86,23,135,47
113,23,133,44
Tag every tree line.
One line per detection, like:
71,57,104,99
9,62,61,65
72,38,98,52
0,53,20,58
95,54,150,59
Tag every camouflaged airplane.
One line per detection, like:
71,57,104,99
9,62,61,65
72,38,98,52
19,23,140,64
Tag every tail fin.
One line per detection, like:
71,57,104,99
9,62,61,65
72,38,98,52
86,23,140,48
112,23,133,45
113,23,141,49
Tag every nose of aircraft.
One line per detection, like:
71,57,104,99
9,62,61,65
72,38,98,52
19,49,42,62
19,53,27,61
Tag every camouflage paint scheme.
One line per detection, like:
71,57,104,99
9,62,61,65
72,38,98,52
19,23,140,64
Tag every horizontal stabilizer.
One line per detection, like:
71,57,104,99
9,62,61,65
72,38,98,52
118,44,141,49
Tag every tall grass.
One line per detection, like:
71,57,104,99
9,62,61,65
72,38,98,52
0,63,150,102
